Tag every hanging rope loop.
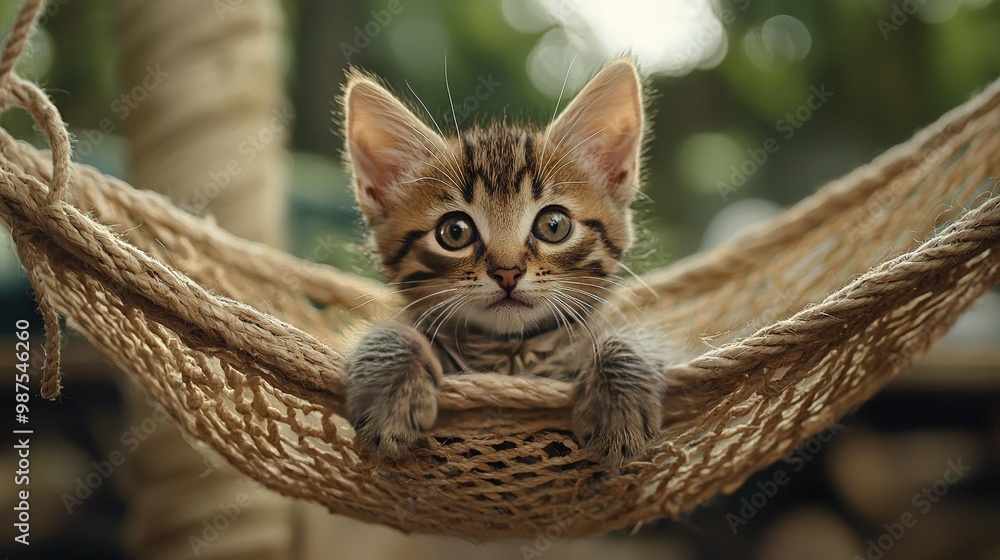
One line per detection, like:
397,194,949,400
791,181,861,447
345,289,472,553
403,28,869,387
0,0,68,397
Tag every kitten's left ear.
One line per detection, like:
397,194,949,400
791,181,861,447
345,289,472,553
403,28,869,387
343,70,446,223
546,58,644,202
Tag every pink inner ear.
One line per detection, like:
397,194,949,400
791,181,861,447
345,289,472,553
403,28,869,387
594,127,638,190
351,137,405,212
363,184,387,210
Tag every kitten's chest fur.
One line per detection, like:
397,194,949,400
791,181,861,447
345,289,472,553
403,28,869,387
430,326,588,380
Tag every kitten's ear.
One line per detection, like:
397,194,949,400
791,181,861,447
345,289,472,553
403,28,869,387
546,58,644,201
344,71,444,221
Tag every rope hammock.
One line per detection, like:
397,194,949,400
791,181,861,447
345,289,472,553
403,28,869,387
3,1,1000,540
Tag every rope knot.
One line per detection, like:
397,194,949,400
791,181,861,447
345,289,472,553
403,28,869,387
1,0,69,398
0,0,72,204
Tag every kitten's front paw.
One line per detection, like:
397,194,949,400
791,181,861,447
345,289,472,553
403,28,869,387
572,338,664,467
345,324,442,458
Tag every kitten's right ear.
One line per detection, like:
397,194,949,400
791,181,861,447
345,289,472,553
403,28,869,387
546,58,644,203
344,71,444,221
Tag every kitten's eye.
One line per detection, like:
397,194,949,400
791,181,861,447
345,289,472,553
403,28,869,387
532,206,572,243
435,212,478,250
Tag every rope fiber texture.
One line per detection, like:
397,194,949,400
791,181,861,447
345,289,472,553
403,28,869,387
2,0,999,539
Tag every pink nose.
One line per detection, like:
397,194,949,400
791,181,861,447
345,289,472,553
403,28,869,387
489,267,523,291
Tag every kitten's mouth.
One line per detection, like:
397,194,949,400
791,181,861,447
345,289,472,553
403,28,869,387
488,294,532,310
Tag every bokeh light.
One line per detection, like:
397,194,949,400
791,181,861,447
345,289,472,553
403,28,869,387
504,0,728,96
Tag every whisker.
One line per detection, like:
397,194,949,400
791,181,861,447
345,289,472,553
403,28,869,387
445,55,463,147
350,284,435,311
540,97,599,181
421,158,466,196
399,176,461,189
541,98,593,169
391,288,459,321
558,306,579,347
541,53,578,157
559,286,629,325
553,290,598,315
559,286,609,306
399,120,464,191
553,277,645,317
406,78,466,187
420,292,459,330
406,80,446,140
454,305,476,366
383,277,447,287
430,295,469,344
542,156,584,184
555,275,638,298
613,258,659,300
412,293,460,331
542,126,606,185
396,118,441,161
542,299,575,346
552,279,622,295
550,292,599,351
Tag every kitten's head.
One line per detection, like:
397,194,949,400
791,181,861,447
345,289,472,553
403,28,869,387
343,59,645,337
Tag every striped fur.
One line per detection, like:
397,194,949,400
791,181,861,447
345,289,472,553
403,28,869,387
341,58,670,466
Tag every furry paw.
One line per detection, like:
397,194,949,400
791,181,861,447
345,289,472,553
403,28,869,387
344,323,442,458
572,337,663,467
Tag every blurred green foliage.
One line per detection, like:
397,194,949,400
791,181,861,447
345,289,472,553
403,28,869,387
3,0,1000,277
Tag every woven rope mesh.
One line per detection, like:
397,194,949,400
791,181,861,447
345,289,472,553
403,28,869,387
2,2,1000,539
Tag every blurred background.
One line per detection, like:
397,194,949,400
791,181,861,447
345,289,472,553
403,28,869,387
2,0,1000,559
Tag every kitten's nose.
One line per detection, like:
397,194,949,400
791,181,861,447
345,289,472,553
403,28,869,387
489,266,524,292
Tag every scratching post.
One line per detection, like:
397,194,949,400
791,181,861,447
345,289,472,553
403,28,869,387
111,0,291,557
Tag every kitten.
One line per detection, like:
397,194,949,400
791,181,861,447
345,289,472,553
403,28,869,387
341,58,667,467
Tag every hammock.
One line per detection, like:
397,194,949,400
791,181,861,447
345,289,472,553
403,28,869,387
2,2,999,540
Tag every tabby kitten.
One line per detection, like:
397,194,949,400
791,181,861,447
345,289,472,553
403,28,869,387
342,58,667,467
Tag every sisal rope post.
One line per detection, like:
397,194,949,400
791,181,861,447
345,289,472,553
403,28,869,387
108,0,297,558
